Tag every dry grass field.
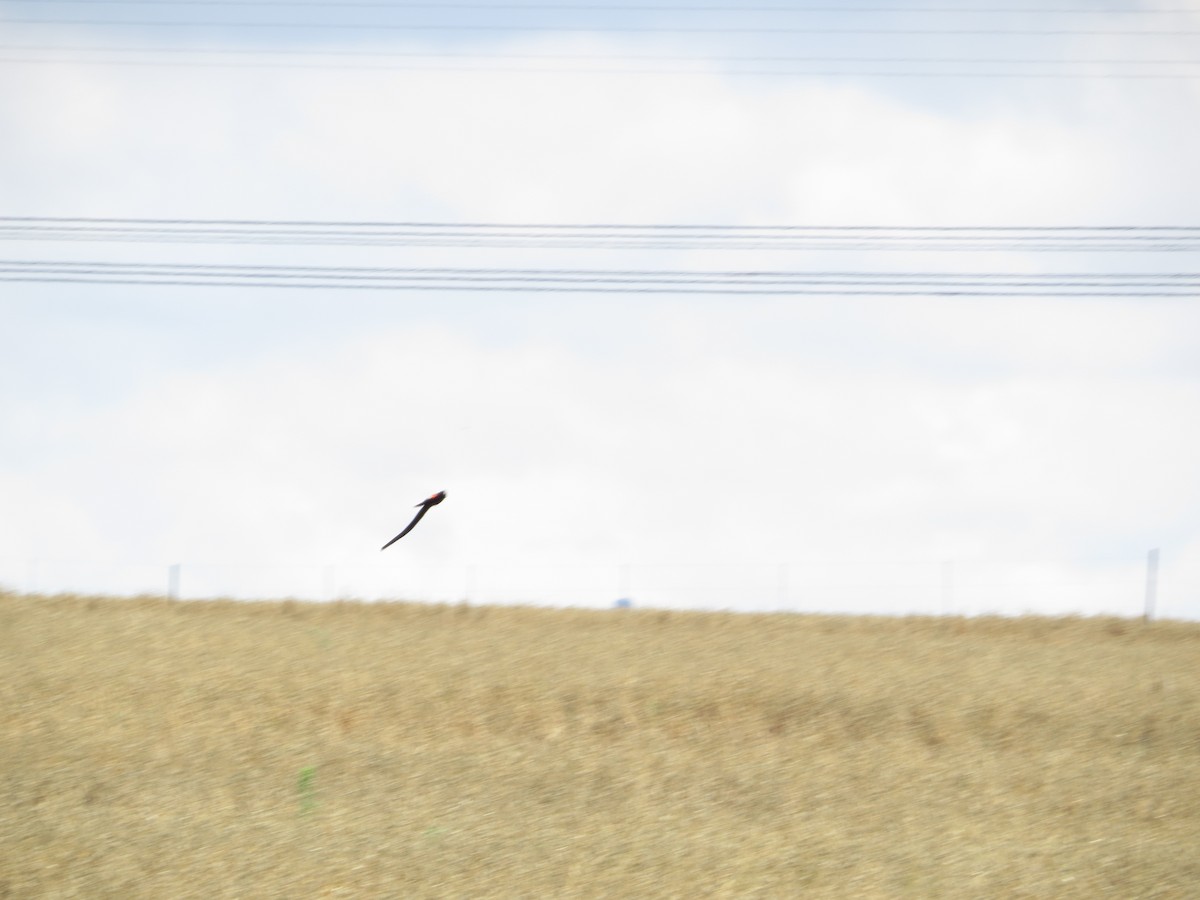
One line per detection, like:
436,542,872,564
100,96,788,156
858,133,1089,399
1,591,1197,898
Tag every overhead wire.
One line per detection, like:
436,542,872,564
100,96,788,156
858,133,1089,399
3,219,1199,252
1,49,1195,77
4,18,1199,35
5,222,1197,295
1,45,1194,65
3,12,1196,295
12,2,1200,11
3,4,1196,78
6,217,1200,232
3,57,1195,77
2,13,1195,294
3,260,1197,295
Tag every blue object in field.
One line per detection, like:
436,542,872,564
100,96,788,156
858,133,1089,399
614,598,632,609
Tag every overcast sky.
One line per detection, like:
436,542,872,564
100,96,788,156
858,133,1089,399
2,1,1199,616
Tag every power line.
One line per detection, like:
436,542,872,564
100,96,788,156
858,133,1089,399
3,219,1199,252
6,7,1195,79
3,45,1195,65
15,217,1200,228
3,259,1197,295
4,18,1199,35
14,2,1200,11
2,49,1196,77
4,39,1196,77
6,56,1197,77
8,218,1197,234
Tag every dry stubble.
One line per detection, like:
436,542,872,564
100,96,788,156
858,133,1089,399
1,592,1197,898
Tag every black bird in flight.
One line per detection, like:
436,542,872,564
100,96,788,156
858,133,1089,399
381,490,446,551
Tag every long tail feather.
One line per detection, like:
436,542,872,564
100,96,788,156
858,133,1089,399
380,504,430,550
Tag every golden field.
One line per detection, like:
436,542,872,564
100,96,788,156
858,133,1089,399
1,591,1197,898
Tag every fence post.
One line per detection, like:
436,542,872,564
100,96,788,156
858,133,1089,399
1144,549,1159,622
168,564,181,601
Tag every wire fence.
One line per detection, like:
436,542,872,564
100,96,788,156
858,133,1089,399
3,552,1193,620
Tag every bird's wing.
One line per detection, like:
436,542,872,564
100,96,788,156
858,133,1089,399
380,504,431,551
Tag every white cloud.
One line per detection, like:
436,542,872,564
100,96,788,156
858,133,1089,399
0,34,1143,224
2,26,1198,615
5,300,1195,615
